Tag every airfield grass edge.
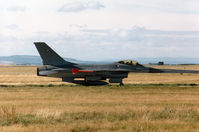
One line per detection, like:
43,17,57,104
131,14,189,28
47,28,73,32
0,83,198,88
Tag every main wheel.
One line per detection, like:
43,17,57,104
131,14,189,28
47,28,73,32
120,82,124,86
84,78,90,86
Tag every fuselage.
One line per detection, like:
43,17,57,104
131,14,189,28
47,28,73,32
37,62,162,84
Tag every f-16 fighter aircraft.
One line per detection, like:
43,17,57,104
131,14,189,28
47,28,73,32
34,42,199,85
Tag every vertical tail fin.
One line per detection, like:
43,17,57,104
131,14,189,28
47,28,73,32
34,42,76,66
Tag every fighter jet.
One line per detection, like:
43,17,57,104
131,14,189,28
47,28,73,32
34,42,199,85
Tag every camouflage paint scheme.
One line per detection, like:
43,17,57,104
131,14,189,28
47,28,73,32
34,42,199,85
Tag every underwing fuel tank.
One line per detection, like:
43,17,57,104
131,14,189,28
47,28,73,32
86,76,104,81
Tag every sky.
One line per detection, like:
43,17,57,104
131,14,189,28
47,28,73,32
1,0,199,61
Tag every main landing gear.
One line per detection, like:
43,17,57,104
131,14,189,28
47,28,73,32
120,82,124,86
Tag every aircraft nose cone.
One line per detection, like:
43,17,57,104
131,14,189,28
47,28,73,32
149,68,164,73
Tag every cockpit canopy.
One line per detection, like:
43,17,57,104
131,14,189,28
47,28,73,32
118,60,143,67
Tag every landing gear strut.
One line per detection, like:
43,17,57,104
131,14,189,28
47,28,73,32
84,79,90,86
120,82,124,86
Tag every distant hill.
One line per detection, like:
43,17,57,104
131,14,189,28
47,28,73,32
0,55,198,65
0,55,82,65
0,55,99,65
0,55,42,65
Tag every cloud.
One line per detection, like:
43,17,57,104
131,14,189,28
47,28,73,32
77,27,199,50
5,24,19,30
30,27,199,59
7,6,26,12
131,0,199,14
69,24,88,28
58,1,105,12
0,26,199,60
0,34,17,43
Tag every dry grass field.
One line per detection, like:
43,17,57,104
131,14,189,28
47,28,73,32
0,65,198,131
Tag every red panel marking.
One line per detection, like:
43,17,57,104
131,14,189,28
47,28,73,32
72,68,79,74
79,70,94,73
72,68,94,74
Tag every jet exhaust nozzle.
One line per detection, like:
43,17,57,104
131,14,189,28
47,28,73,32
37,66,48,76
